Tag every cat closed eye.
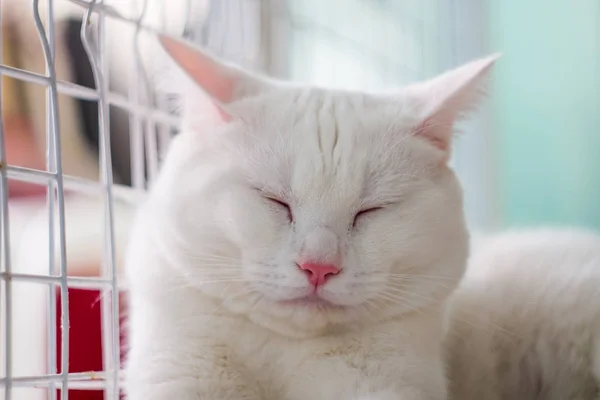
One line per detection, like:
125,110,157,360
266,197,293,222
353,207,384,227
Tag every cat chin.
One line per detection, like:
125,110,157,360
193,276,432,338
277,294,348,310
214,287,371,338
246,303,367,339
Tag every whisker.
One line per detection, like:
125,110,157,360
375,291,430,319
195,278,252,285
186,256,238,260
448,311,522,344
383,272,459,281
361,298,386,314
383,286,442,303
385,279,454,291
246,292,267,315
182,255,242,263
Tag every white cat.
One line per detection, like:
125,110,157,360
123,34,499,400
444,228,600,399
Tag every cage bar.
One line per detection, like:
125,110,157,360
0,2,14,398
31,1,71,399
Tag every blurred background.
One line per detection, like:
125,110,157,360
0,0,599,399
3,0,599,231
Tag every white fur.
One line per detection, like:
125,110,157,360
124,36,498,400
445,228,600,399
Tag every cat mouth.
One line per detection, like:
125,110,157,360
279,294,345,309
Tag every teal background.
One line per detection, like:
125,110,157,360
490,0,600,229
282,0,600,231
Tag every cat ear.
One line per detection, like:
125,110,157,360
408,53,501,161
158,34,266,121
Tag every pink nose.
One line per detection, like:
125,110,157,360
298,262,340,288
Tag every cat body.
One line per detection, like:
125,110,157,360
445,228,600,400
124,35,498,400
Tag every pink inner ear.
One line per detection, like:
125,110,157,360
189,60,236,104
159,36,237,104
414,117,449,151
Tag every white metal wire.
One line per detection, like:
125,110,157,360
0,0,159,398
0,0,233,396
78,2,120,398
0,1,489,399
0,3,13,397
0,64,179,127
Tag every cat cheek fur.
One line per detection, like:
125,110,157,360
123,34,499,400
223,186,284,249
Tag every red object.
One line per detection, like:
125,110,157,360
54,288,126,399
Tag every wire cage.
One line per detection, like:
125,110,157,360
0,1,490,399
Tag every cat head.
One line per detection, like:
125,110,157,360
151,35,499,338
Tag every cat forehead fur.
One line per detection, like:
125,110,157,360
181,86,434,210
